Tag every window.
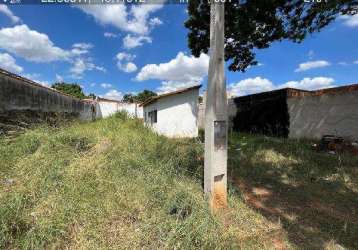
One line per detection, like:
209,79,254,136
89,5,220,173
148,110,157,124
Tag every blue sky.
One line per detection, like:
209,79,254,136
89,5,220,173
0,3,357,100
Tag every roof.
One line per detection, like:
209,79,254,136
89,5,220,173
97,97,122,103
233,84,358,101
139,85,202,107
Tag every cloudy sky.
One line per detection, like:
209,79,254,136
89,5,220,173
0,4,357,100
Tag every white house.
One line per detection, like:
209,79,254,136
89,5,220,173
91,97,143,119
140,85,201,138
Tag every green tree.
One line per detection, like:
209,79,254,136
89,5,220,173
87,93,97,99
185,1,356,72
123,93,135,103
122,90,157,103
52,83,86,99
136,90,157,103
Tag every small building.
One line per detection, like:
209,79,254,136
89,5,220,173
140,85,201,138
86,97,143,119
231,84,358,141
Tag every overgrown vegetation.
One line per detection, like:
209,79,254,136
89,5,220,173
0,114,279,249
228,133,358,249
1,114,357,249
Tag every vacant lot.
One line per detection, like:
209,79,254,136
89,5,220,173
1,114,282,249
229,133,358,249
1,114,357,249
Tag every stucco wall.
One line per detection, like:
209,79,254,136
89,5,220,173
96,101,118,118
0,71,93,121
143,88,199,138
96,101,142,119
288,91,358,140
198,99,236,130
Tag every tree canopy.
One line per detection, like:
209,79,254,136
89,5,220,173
185,0,357,72
52,83,86,99
123,90,157,103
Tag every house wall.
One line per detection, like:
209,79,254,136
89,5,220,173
118,103,143,119
0,71,94,121
232,89,290,137
96,101,142,119
96,101,118,118
197,98,237,130
288,90,358,140
143,88,199,138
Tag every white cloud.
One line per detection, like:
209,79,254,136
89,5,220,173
70,57,106,79
228,76,335,97
0,53,23,73
339,14,358,27
100,83,112,89
123,34,152,49
101,89,123,101
122,62,137,73
149,17,162,27
228,77,275,97
136,52,209,82
104,32,117,38
353,60,358,64
156,81,199,94
116,52,137,73
0,5,21,23
0,25,69,62
338,61,349,66
295,60,330,72
0,25,103,79
280,77,335,90
71,43,93,56
23,73,50,87
136,52,209,93
55,74,63,82
116,52,135,61
308,50,315,59
78,4,163,35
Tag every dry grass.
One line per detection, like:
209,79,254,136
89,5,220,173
229,133,358,249
1,113,280,249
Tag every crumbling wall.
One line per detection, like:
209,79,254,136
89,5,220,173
232,89,290,137
288,90,358,141
0,70,94,132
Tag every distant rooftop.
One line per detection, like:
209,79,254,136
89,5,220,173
233,84,358,101
140,85,202,107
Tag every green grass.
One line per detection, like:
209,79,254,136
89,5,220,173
228,133,358,249
2,114,357,249
0,114,279,249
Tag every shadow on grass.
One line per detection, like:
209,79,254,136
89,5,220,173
228,133,358,249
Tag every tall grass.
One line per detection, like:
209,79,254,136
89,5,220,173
0,114,276,249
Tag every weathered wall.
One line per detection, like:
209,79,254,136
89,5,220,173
232,89,290,137
143,88,199,138
288,90,358,140
197,97,237,130
198,103,205,129
0,70,94,121
95,100,142,119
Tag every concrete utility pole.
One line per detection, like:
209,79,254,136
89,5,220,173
204,1,227,211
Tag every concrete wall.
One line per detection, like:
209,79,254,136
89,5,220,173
118,102,143,119
198,98,236,130
143,88,199,138
0,71,94,121
96,101,118,118
95,100,142,119
288,91,358,140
